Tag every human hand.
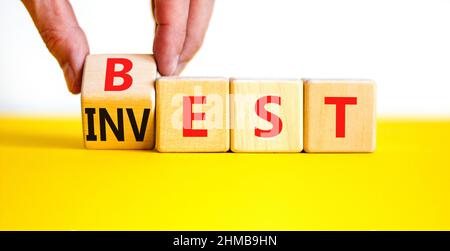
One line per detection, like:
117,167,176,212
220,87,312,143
153,0,215,76
22,0,215,94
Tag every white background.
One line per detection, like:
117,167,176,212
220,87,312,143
1,0,450,117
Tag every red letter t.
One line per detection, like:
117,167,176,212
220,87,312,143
324,97,357,138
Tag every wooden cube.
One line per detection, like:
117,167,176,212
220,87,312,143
81,54,156,149
155,77,229,152
303,79,376,152
230,79,303,152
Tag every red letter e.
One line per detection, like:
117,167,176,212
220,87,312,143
183,96,207,137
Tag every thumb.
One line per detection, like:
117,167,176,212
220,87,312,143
23,0,89,94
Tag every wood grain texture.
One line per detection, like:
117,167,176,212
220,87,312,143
303,79,376,152
81,54,156,149
155,77,229,152
230,79,303,152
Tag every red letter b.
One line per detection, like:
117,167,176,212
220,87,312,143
104,58,133,91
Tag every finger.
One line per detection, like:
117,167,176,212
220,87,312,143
22,0,89,94
152,0,190,76
174,0,215,75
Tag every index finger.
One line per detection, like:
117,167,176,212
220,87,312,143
152,0,190,76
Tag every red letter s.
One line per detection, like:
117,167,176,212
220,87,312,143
255,95,283,138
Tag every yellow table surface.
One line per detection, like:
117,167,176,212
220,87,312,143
1,117,449,230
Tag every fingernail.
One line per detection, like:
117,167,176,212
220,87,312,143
174,61,187,75
168,55,180,75
62,63,76,94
